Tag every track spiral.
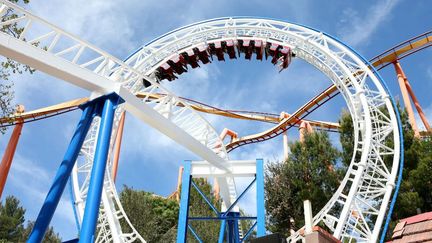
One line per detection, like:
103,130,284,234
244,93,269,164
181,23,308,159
0,3,402,241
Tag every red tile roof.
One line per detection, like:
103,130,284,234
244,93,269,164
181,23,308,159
401,212,432,225
390,212,432,243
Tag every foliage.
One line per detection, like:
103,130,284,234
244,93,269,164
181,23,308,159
0,196,25,241
265,131,342,236
1,0,34,134
20,221,61,243
120,177,246,242
408,137,432,212
0,83,14,132
119,186,179,242
0,195,61,242
339,109,355,167
391,136,432,218
187,178,221,243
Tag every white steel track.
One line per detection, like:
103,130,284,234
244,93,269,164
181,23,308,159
0,2,400,242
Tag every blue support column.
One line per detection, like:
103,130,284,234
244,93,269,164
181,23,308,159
227,215,234,243
28,103,96,243
79,94,121,243
256,158,265,237
226,212,240,243
177,159,264,242
176,161,192,243
218,219,226,243
233,213,240,243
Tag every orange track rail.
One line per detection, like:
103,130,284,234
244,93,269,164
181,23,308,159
1,31,430,151
225,30,432,152
0,94,339,131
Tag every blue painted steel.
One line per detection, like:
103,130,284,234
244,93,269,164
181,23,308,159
320,27,405,242
233,212,240,243
294,22,405,242
256,159,265,237
227,214,234,243
241,221,257,242
226,212,240,243
188,224,203,243
125,17,404,242
379,103,404,242
189,216,257,221
191,180,220,215
28,104,95,243
224,178,256,214
79,96,118,243
218,219,226,243
176,161,192,243
176,159,265,242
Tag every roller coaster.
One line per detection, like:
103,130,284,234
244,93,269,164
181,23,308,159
0,1,431,242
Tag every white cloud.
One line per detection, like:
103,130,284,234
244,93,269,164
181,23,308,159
337,0,401,47
28,0,136,57
10,154,50,181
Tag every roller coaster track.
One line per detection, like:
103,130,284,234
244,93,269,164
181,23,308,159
370,30,432,70
0,2,234,242
0,98,86,127
225,30,432,152
4,30,429,152
0,2,403,242
0,93,339,131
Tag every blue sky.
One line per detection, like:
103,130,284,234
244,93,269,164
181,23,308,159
1,0,431,240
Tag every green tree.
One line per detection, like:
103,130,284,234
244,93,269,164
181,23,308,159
20,221,61,243
1,0,34,134
389,135,432,220
0,196,25,242
187,178,221,243
0,195,61,242
265,131,342,236
120,178,233,242
339,109,355,167
119,186,179,242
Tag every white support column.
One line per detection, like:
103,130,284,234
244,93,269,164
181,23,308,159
304,200,313,235
283,131,289,161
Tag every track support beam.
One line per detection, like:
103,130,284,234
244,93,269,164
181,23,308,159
393,61,430,134
79,93,123,243
176,159,265,243
29,102,96,242
0,116,24,199
111,111,126,182
177,161,192,243
28,93,123,243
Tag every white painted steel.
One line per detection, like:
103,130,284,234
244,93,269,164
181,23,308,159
122,18,400,242
0,2,232,242
0,2,400,242
190,160,257,178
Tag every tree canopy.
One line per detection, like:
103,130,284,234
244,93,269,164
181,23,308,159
119,178,226,242
0,196,25,241
119,186,179,242
265,131,343,236
0,195,61,242
1,0,34,134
